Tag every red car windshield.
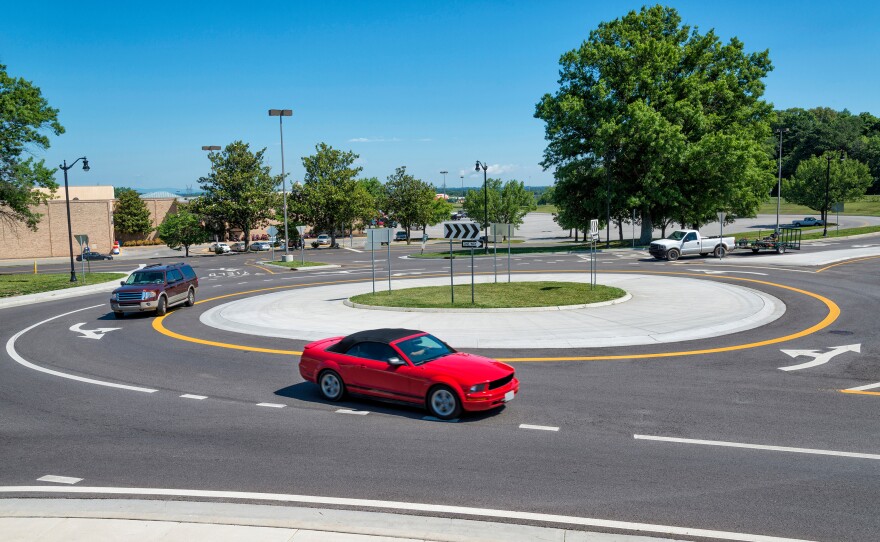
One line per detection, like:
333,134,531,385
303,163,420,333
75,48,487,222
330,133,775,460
395,334,455,365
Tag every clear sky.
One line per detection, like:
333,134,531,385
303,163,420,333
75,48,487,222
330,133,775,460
2,1,878,191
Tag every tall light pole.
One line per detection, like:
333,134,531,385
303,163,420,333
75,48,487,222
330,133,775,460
268,109,293,255
823,151,845,237
440,170,448,196
460,174,464,190
775,128,789,233
475,161,489,254
59,157,90,282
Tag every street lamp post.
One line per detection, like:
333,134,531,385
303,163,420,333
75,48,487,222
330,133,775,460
440,170,448,196
475,161,488,254
460,175,464,190
59,157,90,282
775,128,789,233
823,151,845,237
268,109,293,255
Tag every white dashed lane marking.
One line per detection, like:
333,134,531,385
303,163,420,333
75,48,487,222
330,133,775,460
634,434,880,460
336,409,370,415
180,394,207,400
256,403,286,408
37,475,82,485
519,424,560,432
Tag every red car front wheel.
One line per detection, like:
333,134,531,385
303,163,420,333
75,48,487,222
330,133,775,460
427,385,461,420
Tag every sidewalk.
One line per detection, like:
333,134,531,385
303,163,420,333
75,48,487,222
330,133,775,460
0,498,682,542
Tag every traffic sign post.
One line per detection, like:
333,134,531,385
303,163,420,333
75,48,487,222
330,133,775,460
296,225,306,264
461,240,480,248
717,211,727,259
444,221,480,304
366,228,392,294
75,234,89,283
491,223,513,284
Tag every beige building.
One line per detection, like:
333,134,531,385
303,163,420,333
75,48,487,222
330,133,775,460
0,186,180,260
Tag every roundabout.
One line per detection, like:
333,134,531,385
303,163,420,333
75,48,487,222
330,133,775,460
185,271,797,350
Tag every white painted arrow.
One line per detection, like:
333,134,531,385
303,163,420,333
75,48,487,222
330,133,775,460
69,323,121,340
778,344,861,371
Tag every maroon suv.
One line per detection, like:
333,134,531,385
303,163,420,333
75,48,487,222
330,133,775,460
110,263,198,318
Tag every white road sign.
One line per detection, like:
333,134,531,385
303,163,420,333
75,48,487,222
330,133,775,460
366,228,391,248
462,240,481,248
444,222,480,240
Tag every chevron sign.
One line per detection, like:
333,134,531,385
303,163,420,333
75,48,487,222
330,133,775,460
444,221,481,240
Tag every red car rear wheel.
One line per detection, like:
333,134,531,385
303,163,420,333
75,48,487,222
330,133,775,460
319,370,345,402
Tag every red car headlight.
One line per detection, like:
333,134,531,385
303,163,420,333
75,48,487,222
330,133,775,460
468,383,488,393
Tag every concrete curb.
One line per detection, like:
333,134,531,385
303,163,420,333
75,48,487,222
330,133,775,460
0,267,141,311
0,498,683,542
343,292,632,313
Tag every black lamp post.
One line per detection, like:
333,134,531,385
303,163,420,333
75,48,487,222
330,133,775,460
59,157,90,282
823,151,846,237
775,128,789,233
475,161,488,253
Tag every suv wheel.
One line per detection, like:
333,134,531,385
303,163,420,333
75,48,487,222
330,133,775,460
185,288,195,307
156,295,167,316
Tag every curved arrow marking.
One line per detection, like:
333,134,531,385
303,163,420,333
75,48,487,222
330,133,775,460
69,322,121,340
779,344,861,371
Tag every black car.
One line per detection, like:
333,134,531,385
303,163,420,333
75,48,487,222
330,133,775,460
76,251,113,261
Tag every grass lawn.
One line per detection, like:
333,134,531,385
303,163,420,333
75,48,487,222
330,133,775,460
349,281,625,309
265,260,328,268
0,273,128,298
534,204,558,213
757,195,880,217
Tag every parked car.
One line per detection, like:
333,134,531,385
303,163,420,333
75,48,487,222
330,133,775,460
394,231,408,242
792,217,824,227
315,234,331,246
110,263,198,318
249,241,271,251
76,250,113,261
230,242,247,252
299,329,519,420
212,242,231,254
648,230,735,261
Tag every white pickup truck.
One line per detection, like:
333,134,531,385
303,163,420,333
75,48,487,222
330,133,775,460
648,230,735,261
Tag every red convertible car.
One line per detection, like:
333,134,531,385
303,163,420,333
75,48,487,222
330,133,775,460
299,329,519,419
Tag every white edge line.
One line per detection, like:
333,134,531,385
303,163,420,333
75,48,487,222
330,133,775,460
0,485,817,542
180,394,208,400
36,476,82,485
256,403,286,408
519,424,560,432
634,434,880,460
5,304,157,393
847,381,880,391
336,409,369,415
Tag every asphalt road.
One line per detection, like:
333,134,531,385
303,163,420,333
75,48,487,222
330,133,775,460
1,237,879,541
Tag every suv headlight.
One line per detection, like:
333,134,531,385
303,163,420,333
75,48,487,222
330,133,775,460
468,383,487,393
144,291,157,300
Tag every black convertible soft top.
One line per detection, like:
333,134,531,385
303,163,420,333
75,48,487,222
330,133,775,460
327,328,424,353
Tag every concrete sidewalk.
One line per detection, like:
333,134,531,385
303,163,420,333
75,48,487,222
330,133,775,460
0,498,682,542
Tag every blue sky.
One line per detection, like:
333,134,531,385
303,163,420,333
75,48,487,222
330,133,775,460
3,1,878,190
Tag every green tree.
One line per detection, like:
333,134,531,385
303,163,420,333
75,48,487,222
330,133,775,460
113,188,153,238
462,179,502,230
497,180,537,228
195,141,281,248
156,203,210,257
300,143,368,245
535,5,775,244
383,166,435,243
784,153,873,222
0,63,64,230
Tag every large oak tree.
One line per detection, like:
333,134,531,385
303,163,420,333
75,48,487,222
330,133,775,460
535,5,775,243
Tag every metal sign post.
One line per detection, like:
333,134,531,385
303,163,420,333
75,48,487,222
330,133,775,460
443,221,480,304
75,234,89,283
589,220,599,290
366,228,391,295
831,202,844,236
296,225,306,264
267,226,278,261
717,211,727,259
507,224,512,283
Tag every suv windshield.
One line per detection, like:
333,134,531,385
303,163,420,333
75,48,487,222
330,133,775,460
395,334,455,365
126,271,165,285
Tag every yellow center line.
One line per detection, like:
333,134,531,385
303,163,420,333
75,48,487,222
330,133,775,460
840,389,880,397
244,259,276,275
816,255,880,273
154,270,841,363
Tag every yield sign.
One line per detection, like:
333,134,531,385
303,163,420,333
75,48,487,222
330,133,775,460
778,344,861,371
443,221,480,240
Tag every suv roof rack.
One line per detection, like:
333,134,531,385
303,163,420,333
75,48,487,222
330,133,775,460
143,264,163,268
